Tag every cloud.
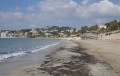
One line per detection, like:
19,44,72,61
27,6,34,12
76,0,120,18
0,0,120,30
30,24,36,27
0,12,23,23
15,7,22,11
36,0,120,19
93,18,107,24
13,12,23,19
37,0,78,18
82,0,89,5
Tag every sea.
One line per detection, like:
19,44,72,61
0,38,61,62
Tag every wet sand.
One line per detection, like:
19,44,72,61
6,40,119,76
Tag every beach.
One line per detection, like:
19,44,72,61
4,39,120,76
73,39,120,73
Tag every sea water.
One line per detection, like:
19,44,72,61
0,38,61,61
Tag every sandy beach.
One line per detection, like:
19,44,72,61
5,39,120,76
73,39,120,73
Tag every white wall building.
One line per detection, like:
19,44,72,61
1,32,7,38
97,25,107,29
58,33,64,37
70,28,74,33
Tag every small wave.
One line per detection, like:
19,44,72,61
31,41,61,53
0,41,61,61
0,51,25,61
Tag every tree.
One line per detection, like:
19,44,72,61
81,26,88,34
64,32,71,37
20,29,31,33
38,31,45,37
77,30,82,34
27,32,32,38
72,28,76,34
99,27,106,33
113,19,117,23
89,25,98,32
118,21,120,29
105,20,120,31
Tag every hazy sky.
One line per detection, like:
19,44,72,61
0,0,120,30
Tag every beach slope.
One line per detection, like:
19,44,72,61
6,40,120,76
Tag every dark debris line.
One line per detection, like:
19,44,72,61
34,46,101,76
24,46,101,76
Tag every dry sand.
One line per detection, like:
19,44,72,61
73,39,120,74
6,40,120,76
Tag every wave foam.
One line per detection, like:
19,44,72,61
0,41,61,62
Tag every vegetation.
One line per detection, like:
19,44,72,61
1,19,120,38
89,25,98,32
20,29,32,32
105,20,120,31
79,19,120,34
80,26,89,34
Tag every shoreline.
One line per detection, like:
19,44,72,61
0,37,66,40
0,40,64,76
6,40,120,76
0,39,62,62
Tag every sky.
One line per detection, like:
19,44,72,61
0,0,120,30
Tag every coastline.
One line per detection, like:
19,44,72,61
0,39,64,76
0,37,66,40
0,38,62,62
5,39,120,76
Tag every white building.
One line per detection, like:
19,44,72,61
24,32,28,37
58,33,64,37
1,32,7,38
97,25,107,29
70,28,74,33
45,33,51,36
53,29,58,32
30,30,38,36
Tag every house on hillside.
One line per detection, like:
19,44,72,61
30,30,38,36
97,25,107,29
58,33,64,37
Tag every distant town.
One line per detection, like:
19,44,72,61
0,20,120,39
0,26,78,38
